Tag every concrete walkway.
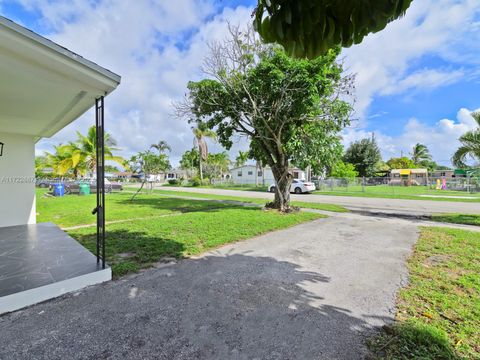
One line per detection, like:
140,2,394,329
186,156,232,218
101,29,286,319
159,186,480,215
0,215,419,359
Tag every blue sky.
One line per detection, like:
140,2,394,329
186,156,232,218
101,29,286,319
1,0,479,166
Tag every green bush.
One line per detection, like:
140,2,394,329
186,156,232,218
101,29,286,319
190,177,201,187
168,179,179,185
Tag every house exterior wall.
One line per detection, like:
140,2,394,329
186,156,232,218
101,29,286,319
0,132,36,227
231,165,275,185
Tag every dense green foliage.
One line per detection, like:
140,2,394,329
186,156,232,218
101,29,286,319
452,112,480,168
180,27,352,210
386,156,416,169
343,136,382,177
202,152,231,181
235,150,250,167
411,143,432,165
254,0,413,58
180,148,200,171
42,126,124,177
329,160,358,180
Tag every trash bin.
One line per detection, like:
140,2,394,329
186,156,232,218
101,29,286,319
79,182,91,196
53,183,65,197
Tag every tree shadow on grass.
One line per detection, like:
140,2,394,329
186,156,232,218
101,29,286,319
71,229,186,277
1,252,392,359
121,196,259,214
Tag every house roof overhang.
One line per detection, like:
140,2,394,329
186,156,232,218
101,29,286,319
0,16,121,141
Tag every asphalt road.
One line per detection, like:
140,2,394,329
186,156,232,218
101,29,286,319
0,215,419,359
159,187,480,215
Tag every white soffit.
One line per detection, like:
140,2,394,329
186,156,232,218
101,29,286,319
0,16,121,139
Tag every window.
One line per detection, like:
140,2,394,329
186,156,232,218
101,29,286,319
441,172,446,176
237,171,242,177
258,171,263,177
248,171,253,176
293,171,299,179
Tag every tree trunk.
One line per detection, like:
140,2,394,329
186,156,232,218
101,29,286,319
199,157,203,182
130,180,146,200
255,162,259,187
270,161,293,212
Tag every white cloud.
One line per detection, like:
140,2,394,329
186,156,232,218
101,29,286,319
25,0,480,168
343,0,480,120
380,69,464,96
342,108,480,166
30,0,254,165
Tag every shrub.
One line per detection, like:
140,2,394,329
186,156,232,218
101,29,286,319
168,179,179,185
190,176,201,187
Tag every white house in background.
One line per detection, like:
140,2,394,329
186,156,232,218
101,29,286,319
230,165,307,185
0,16,120,314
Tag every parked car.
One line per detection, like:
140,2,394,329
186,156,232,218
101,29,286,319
36,178,59,188
48,179,123,194
268,179,316,194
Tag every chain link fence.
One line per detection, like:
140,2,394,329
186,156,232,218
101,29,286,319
314,176,480,195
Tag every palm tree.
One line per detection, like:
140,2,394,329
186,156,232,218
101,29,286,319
235,151,249,167
151,140,171,154
192,123,216,181
75,126,125,176
45,143,86,178
411,143,432,165
452,112,480,168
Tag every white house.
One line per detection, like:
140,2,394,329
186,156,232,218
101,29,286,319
230,165,307,185
0,16,120,314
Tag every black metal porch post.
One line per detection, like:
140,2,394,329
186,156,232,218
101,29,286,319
95,96,106,269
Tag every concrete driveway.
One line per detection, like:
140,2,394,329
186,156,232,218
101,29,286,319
0,214,419,360
159,186,480,215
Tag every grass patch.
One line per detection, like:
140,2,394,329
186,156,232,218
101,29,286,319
431,214,480,227
313,186,480,203
68,206,322,277
36,189,239,228
368,227,480,359
140,188,348,213
36,188,323,277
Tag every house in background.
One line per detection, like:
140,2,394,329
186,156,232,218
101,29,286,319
230,165,307,185
431,169,454,179
0,16,120,314
390,168,428,185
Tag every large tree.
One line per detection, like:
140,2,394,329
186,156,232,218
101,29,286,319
343,136,382,177
192,123,217,182
235,150,250,168
74,125,124,176
452,111,480,168
203,152,232,181
129,150,170,199
177,26,353,211
179,148,200,178
411,143,432,165
386,156,416,169
150,140,171,154
254,0,414,58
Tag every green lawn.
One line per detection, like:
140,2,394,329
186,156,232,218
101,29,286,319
368,227,480,359
432,214,480,227
141,188,348,213
314,184,480,203
37,189,322,276
163,183,269,192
